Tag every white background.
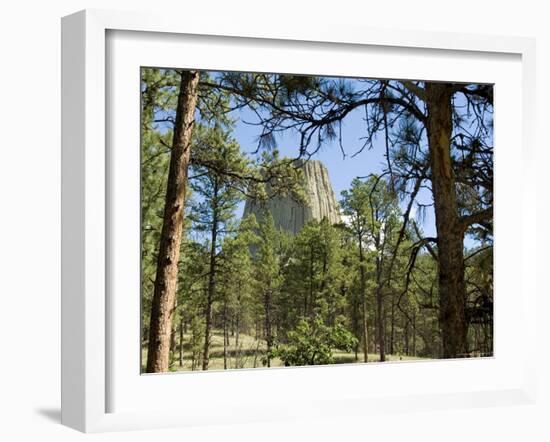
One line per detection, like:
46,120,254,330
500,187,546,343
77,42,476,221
0,0,548,441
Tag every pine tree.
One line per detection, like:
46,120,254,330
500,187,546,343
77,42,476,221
217,215,258,369
341,179,373,361
146,70,200,373
216,74,493,358
254,212,283,367
188,123,251,370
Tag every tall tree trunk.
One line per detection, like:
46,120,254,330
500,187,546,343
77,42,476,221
390,298,395,355
308,244,314,317
376,287,385,362
474,324,480,356
146,71,200,373
169,327,177,366
203,186,219,370
353,296,360,361
412,311,417,356
376,288,385,361
235,292,241,348
404,319,410,356
253,341,260,368
484,319,491,356
358,235,368,362
235,315,240,348
371,224,386,362
179,317,184,367
425,83,468,359
264,290,273,367
235,314,240,366
142,325,148,350
223,297,228,370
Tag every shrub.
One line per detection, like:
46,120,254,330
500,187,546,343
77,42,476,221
272,316,357,366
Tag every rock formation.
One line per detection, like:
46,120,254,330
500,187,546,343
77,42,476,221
243,160,341,235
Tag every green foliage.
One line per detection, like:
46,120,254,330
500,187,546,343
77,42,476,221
280,218,348,331
218,215,259,335
140,68,494,370
278,74,320,101
140,68,181,334
188,123,248,249
341,176,401,247
272,316,358,366
255,212,282,290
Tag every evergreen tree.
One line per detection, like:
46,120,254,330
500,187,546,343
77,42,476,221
188,123,250,370
217,215,258,369
340,178,374,361
140,69,493,372
254,212,282,367
281,219,345,325
146,69,200,373
213,73,493,358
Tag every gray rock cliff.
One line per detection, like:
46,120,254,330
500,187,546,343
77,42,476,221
243,160,341,235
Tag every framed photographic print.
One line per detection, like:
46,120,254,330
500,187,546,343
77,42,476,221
61,9,537,432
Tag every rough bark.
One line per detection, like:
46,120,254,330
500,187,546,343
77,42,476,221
146,71,200,373
425,83,468,359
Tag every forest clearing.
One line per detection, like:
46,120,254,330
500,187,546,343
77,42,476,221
142,329,426,372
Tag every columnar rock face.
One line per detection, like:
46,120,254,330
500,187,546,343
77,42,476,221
243,160,341,235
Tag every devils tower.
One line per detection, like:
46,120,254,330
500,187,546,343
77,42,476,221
243,160,341,235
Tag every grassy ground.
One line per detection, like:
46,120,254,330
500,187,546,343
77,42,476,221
141,329,426,373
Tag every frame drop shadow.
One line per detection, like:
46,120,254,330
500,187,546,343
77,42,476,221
35,408,61,423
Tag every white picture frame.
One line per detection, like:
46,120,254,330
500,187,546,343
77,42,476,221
61,9,537,433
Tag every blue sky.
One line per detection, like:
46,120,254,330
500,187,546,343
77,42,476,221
229,103,438,239
148,70,487,249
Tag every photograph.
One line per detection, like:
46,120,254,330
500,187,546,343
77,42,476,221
140,68,494,373
1,0,545,438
